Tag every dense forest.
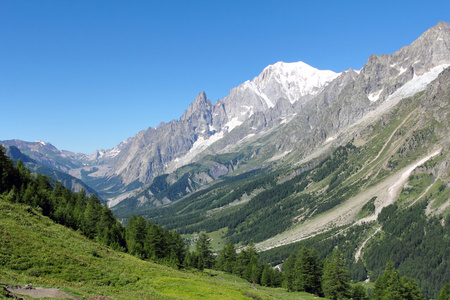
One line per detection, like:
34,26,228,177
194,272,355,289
121,144,361,245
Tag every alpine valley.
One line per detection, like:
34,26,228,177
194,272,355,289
2,21,450,299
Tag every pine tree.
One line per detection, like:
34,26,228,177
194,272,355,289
322,249,350,300
96,205,119,246
145,224,165,260
400,277,424,300
82,194,102,239
283,252,297,291
238,243,259,281
126,215,147,258
195,232,214,270
216,242,237,273
166,230,186,267
294,247,322,295
0,146,18,193
351,283,369,300
260,263,275,287
373,261,424,300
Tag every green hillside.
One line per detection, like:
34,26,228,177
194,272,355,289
0,196,326,300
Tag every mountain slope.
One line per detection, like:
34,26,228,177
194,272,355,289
5,22,450,206
201,21,450,167
3,145,100,197
111,21,450,211
129,65,449,240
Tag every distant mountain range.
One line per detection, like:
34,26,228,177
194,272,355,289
3,21,449,206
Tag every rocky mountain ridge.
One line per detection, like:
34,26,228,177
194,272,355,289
110,61,340,188
2,21,450,205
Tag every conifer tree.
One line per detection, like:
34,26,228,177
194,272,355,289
322,249,350,300
294,247,322,295
373,261,424,300
237,243,259,282
351,283,369,300
216,242,237,273
283,252,297,291
83,194,102,239
195,232,214,270
126,215,147,258
145,223,165,260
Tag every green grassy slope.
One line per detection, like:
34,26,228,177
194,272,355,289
0,196,324,300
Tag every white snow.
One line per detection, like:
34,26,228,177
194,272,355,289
35,140,47,146
385,63,450,103
225,117,243,132
261,61,340,104
172,131,225,169
367,89,383,102
239,61,339,107
398,67,407,75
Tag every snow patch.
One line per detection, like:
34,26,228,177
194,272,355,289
367,89,383,102
240,61,339,108
398,67,407,75
225,117,243,132
35,140,47,146
385,63,450,102
173,131,225,169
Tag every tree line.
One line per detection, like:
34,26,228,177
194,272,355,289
0,146,184,266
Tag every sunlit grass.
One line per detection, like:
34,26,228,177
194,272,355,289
0,197,327,299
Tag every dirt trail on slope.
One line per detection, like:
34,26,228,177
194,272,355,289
256,149,441,252
354,227,381,262
6,285,81,300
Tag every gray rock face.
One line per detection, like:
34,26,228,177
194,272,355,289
111,62,339,186
203,21,450,163
0,139,85,172
112,92,216,185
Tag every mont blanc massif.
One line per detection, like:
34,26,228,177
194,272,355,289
1,21,450,299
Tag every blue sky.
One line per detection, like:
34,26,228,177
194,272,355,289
1,0,449,154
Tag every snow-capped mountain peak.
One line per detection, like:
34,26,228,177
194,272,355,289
220,60,340,128
251,61,340,104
